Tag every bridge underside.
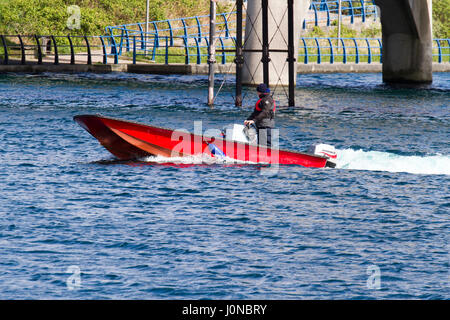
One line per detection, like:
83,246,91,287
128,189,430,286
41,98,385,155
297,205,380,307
375,0,433,84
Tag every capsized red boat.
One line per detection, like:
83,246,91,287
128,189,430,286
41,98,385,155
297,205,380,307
74,114,337,168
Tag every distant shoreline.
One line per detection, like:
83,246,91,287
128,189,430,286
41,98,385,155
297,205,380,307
0,63,448,75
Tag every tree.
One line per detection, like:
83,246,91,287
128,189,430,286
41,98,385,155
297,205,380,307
433,0,450,38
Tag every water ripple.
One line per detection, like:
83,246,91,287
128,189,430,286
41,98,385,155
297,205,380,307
0,72,448,299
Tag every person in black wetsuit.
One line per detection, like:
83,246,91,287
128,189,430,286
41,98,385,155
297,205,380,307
244,83,276,147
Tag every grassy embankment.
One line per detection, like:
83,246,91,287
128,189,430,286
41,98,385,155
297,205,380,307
0,0,219,58
125,0,450,64
0,0,448,63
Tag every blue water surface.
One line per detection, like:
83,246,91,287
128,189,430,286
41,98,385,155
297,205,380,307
0,72,448,299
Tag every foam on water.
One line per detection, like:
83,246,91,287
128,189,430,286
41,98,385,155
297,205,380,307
142,149,450,175
142,154,255,165
336,148,450,175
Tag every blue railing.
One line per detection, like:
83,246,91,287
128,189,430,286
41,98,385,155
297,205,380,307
1,35,448,67
299,37,382,64
130,36,384,65
130,35,236,65
106,1,378,57
305,0,378,28
0,34,120,65
106,12,236,57
434,39,450,63
125,36,449,66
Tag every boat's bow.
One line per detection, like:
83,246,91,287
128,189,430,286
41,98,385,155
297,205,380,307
74,115,153,160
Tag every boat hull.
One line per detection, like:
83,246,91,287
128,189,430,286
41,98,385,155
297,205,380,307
74,114,329,168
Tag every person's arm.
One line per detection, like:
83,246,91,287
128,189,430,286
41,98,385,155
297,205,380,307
245,100,262,125
246,108,260,121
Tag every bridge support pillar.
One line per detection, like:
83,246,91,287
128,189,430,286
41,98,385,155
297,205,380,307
375,0,433,84
242,0,310,86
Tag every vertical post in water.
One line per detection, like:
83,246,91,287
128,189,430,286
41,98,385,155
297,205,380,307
235,0,243,107
207,0,216,106
261,0,270,87
287,0,295,107
145,0,149,55
337,0,342,49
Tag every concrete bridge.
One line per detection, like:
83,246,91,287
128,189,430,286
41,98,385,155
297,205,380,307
374,0,433,83
245,0,433,84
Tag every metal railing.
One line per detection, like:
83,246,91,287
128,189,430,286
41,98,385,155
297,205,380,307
127,36,449,66
105,1,378,57
0,34,120,65
305,0,378,28
1,35,448,66
299,37,382,63
434,39,450,63
127,36,384,65
105,12,236,57
129,35,236,65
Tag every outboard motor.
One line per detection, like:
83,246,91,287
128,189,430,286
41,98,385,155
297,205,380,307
222,124,258,145
308,144,337,168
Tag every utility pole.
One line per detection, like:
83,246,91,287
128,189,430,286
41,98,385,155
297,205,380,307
235,0,243,107
207,0,217,106
337,0,342,49
287,0,295,107
261,0,270,87
145,0,149,54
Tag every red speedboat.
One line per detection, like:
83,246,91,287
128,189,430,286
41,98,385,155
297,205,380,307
74,114,337,168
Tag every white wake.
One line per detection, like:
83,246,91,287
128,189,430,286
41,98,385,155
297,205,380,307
336,148,450,175
141,154,255,165
141,149,450,175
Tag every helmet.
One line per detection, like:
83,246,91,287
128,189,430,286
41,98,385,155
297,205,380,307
256,83,270,94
